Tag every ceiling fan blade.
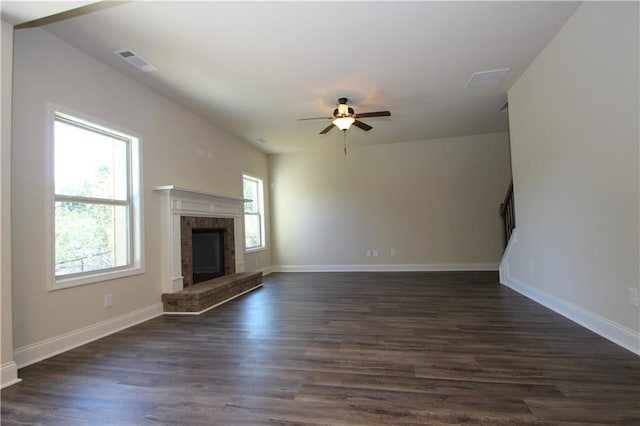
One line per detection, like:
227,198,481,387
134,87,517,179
354,111,391,118
353,120,373,131
298,117,332,121
319,123,335,134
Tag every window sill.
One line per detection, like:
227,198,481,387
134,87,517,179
50,265,145,291
245,246,267,254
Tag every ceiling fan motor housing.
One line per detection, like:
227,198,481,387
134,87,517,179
333,107,355,118
336,97,352,117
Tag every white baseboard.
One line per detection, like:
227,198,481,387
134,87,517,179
256,266,273,276
14,303,164,369
501,275,640,355
500,231,639,355
272,263,499,273
1,361,21,389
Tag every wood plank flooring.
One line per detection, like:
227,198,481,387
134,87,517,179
2,272,639,425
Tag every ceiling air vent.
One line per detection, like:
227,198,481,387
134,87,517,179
466,68,510,88
113,49,158,73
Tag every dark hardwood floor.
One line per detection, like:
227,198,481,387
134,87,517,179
2,272,639,425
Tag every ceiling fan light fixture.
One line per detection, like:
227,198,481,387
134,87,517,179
333,116,355,131
299,97,390,135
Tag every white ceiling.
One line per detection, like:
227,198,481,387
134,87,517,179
4,1,580,154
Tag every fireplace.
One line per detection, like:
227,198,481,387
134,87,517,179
154,186,247,294
181,216,235,288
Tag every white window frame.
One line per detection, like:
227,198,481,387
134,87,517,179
243,174,266,252
47,103,144,291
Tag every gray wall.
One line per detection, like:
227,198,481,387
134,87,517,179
10,27,270,358
1,18,18,387
270,132,512,270
505,1,639,351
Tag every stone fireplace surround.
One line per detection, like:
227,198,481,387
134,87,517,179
154,186,246,294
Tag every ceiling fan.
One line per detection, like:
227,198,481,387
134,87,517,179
298,97,391,134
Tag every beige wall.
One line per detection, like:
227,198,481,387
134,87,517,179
506,2,639,337
270,132,512,270
1,19,17,385
11,28,270,351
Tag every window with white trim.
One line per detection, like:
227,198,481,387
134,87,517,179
52,107,143,289
243,174,265,251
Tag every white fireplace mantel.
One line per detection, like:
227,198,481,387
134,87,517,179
154,185,246,293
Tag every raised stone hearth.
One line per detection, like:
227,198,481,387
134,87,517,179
162,272,262,314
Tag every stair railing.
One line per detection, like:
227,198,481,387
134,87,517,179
500,182,515,249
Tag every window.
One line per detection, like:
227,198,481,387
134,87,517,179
243,174,265,251
51,107,143,289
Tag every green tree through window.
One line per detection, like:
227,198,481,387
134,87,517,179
53,111,137,280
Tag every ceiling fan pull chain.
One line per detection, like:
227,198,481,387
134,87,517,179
343,130,348,158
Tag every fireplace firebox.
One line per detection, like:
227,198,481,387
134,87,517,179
192,228,225,284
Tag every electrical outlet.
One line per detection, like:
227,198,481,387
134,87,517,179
390,249,396,257
366,250,371,257
104,293,113,308
629,287,639,308
372,250,378,257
